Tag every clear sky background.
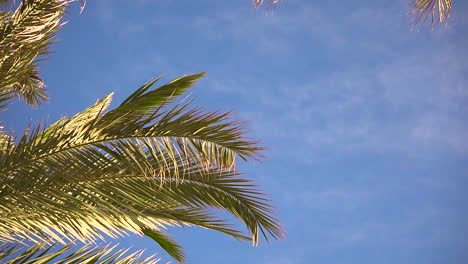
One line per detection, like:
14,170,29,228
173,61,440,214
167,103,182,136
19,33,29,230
2,0,468,263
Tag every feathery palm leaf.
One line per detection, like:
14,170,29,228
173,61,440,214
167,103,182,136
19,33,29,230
0,0,80,108
0,242,161,263
143,229,184,263
0,73,284,262
409,0,452,27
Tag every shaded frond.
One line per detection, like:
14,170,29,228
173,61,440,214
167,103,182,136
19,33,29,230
0,242,161,264
143,229,185,264
409,0,452,28
0,89,13,111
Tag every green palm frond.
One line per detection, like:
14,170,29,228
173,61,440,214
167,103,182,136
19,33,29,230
0,242,161,263
409,0,452,27
0,126,13,153
0,0,79,108
0,73,283,262
143,229,184,264
0,90,14,111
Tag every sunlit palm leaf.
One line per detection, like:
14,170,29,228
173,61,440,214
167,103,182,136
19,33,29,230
0,74,283,262
0,242,161,263
0,126,13,153
2,166,281,243
409,0,452,27
0,0,79,108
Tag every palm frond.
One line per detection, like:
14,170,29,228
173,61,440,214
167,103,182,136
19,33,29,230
0,73,263,184
0,74,283,260
0,242,161,264
0,126,13,153
143,229,185,264
409,0,452,28
0,89,14,111
0,0,79,108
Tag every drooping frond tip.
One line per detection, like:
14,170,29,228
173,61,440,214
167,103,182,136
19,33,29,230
409,0,452,28
143,229,185,263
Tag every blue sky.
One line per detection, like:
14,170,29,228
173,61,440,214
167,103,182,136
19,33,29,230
2,0,468,263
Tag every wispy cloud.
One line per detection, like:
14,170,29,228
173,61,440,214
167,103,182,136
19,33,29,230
93,0,468,161
64,1,468,263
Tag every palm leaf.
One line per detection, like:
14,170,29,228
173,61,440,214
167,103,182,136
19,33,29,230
142,229,185,264
409,0,452,28
0,0,80,108
0,242,161,264
0,74,283,261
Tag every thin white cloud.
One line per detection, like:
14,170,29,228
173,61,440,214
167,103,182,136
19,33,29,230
93,0,468,159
